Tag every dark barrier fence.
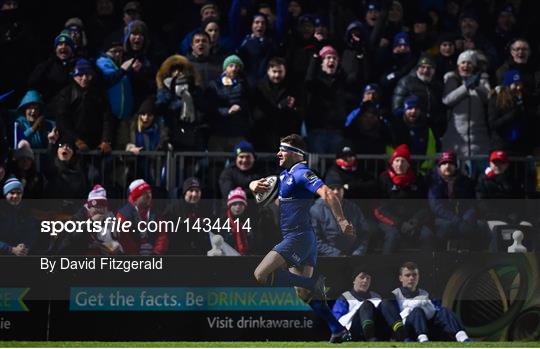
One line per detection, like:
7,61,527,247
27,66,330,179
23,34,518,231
32,150,540,199
1,253,539,341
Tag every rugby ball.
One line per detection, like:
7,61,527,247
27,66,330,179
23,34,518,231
255,175,279,206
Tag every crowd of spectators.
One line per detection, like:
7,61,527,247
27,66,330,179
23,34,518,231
1,0,539,256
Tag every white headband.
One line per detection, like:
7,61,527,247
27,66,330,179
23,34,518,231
279,143,307,157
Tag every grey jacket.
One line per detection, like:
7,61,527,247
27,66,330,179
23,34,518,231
441,71,491,156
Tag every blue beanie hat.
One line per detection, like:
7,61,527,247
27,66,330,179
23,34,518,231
233,141,255,157
404,95,420,110
503,69,522,87
54,33,75,50
222,54,244,70
393,31,409,48
71,58,95,77
3,176,23,196
363,83,378,93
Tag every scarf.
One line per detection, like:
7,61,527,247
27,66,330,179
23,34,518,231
336,158,358,171
135,124,160,150
227,209,249,255
387,168,416,188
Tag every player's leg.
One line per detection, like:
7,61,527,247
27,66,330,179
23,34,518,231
432,307,470,342
253,250,318,289
291,265,350,343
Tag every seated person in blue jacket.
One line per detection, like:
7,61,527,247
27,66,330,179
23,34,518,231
332,267,407,341
389,261,471,342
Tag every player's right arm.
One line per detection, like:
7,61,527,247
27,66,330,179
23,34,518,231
249,178,270,194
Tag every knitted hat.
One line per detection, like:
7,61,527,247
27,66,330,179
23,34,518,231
457,50,477,67
227,187,247,206
65,17,84,31
86,184,108,208
438,151,457,166
326,176,344,189
3,176,23,196
366,1,380,12
363,83,378,93
503,69,521,87
222,54,244,70
319,45,338,59
390,144,411,164
314,15,328,27
404,95,420,111
13,140,34,161
71,58,95,77
233,140,255,157
128,179,151,201
137,95,156,114
417,54,435,68
337,145,356,159
182,177,201,195
123,1,142,13
54,33,75,49
200,2,217,16
393,31,409,48
490,150,509,163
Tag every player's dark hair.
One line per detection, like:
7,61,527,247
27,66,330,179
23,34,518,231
399,261,419,275
280,134,307,152
192,30,211,44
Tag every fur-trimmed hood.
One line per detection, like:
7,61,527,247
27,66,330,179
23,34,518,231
155,55,201,89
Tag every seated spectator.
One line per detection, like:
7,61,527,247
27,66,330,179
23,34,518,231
6,141,44,199
389,95,439,175
54,58,113,154
442,50,490,161
116,179,168,255
221,187,254,255
50,185,122,255
305,45,355,153
488,70,535,156
63,17,89,58
95,34,135,149
495,39,539,100
207,55,250,151
155,55,205,151
332,267,407,342
476,150,532,252
238,13,278,85
324,144,378,200
388,261,471,342
44,131,89,205
428,151,486,251
454,10,499,70
0,176,39,256
167,177,212,255
392,55,444,137
187,30,222,89
126,96,168,184
13,90,54,149
251,57,302,152
378,32,417,107
28,33,75,102
310,177,371,256
374,144,434,254
219,141,264,199
434,33,457,83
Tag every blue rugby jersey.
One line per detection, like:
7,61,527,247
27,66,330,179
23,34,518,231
278,162,324,233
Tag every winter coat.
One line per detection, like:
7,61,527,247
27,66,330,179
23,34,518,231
324,164,378,200
28,56,74,102
427,168,476,222
95,53,134,120
441,71,491,157
0,201,39,255
218,163,264,199
250,76,302,152
187,53,222,89
310,198,369,256
238,34,277,85
166,200,212,255
475,169,526,221
44,145,88,200
54,81,114,148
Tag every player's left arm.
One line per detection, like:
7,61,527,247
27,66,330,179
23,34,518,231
316,185,354,235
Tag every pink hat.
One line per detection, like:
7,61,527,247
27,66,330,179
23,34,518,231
128,179,151,202
319,45,338,59
87,184,108,208
227,187,247,207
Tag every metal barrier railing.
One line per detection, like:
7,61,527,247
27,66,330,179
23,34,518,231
31,149,540,198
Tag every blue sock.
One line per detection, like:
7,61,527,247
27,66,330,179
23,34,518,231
309,299,344,334
269,270,316,290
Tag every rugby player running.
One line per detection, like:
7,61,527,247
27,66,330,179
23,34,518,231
249,134,354,343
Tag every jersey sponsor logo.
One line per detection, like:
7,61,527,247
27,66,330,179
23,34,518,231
304,171,318,182
286,177,293,185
